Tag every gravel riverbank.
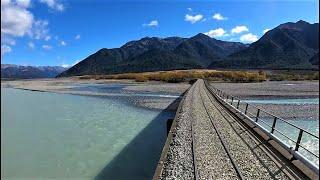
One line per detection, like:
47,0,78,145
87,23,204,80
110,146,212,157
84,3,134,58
1,78,190,110
210,81,319,120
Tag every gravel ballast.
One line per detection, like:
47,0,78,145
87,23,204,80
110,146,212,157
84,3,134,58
159,79,298,180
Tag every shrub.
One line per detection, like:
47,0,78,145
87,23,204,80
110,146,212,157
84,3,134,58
135,75,148,82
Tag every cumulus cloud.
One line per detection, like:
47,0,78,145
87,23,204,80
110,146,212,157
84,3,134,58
1,0,34,37
185,14,203,24
40,0,64,11
16,0,31,8
231,26,249,34
240,33,258,43
28,41,34,48
1,45,12,55
263,28,270,34
29,20,51,40
204,28,227,38
75,34,81,40
42,44,52,50
212,13,227,20
143,20,159,27
60,40,66,46
1,0,56,53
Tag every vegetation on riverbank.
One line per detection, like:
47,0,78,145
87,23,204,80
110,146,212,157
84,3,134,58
267,71,319,81
76,69,319,83
78,70,267,83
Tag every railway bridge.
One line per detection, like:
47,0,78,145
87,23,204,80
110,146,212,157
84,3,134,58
153,79,319,180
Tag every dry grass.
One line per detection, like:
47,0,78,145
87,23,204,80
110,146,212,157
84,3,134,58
76,69,268,83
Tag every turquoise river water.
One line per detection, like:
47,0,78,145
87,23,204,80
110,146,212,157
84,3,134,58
1,88,174,179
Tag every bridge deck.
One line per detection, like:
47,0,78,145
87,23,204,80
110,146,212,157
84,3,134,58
154,79,308,180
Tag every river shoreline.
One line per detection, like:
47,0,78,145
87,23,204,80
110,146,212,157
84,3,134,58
1,78,319,119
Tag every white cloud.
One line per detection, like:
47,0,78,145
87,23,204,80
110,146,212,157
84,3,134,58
61,64,70,68
61,60,80,68
231,25,249,34
30,20,50,40
75,34,81,40
1,0,57,55
263,28,270,34
1,45,12,55
185,14,203,24
240,33,258,43
187,8,192,11
42,44,52,50
204,28,227,38
40,0,64,11
60,40,66,46
16,0,31,8
212,13,227,20
1,1,34,37
28,41,34,48
2,36,16,45
143,20,159,27
45,35,51,41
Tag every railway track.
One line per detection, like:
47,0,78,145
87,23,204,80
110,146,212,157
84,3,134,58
202,80,306,179
197,83,245,180
156,79,310,180
188,80,243,179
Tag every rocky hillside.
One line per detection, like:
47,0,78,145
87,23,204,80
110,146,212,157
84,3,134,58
58,34,246,77
209,20,319,69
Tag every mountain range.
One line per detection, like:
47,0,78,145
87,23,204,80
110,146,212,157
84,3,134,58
59,20,318,77
209,20,319,69
1,64,67,79
1,20,311,78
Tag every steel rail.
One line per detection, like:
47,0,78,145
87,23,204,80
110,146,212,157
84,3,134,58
205,80,319,176
204,81,309,179
191,82,200,180
199,84,245,180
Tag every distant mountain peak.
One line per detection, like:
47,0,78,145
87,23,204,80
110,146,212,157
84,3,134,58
192,33,211,39
296,20,309,24
278,20,312,30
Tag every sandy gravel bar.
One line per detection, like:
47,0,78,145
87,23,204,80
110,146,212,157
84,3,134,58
1,78,190,110
123,82,190,94
210,81,319,120
211,81,319,99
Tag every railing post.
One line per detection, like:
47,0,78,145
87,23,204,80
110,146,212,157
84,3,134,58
271,117,277,133
295,129,304,151
244,104,248,114
231,97,234,105
237,100,240,109
255,109,260,122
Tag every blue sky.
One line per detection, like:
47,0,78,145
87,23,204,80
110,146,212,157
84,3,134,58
1,0,319,67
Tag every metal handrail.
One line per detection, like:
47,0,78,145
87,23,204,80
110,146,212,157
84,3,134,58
205,81,319,161
218,88,319,138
